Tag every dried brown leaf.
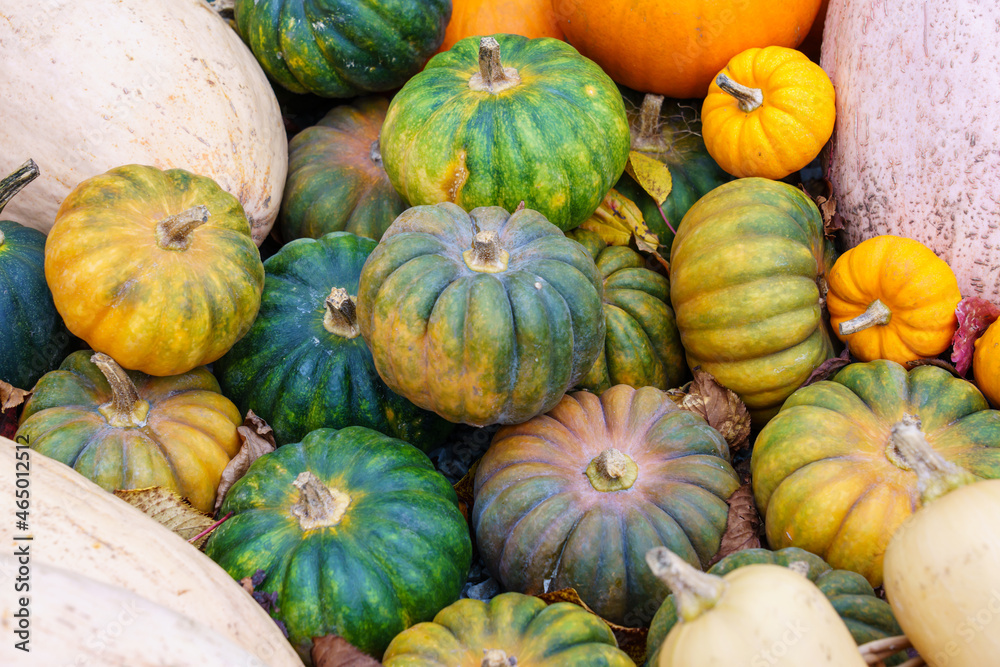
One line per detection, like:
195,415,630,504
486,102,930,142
677,368,751,452
312,635,380,667
803,346,852,387
214,411,277,513
0,379,31,411
707,484,761,567
113,487,215,548
453,457,481,525
905,358,963,378
537,589,648,665
951,297,1000,376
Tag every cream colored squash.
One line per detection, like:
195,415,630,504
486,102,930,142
0,558,269,666
646,547,867,666
0,0,286,245
0,438,303,667
882,417,1000,667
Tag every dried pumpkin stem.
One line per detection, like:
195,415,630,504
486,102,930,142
889,413,979,504
91,352,150,427
370,138,383,165
469,37,521,94
463,230,510,273
156,204,210,251
0,159,40,216
481,649,514,667
839,299,892,335
323,288,361,339
585,447,639,492
645,547,727,623
290,471,351,531
633,94,666,151
715,72,764,113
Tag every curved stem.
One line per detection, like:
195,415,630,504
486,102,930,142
839,299,892,335
323,288,360,339
468,37,521,93
585,448,639,492
632,94,666,151
290,471,351,531
91,352,150,427
156,205,210,251
646,547,726,623
0,160,40,216
715,72,764,113
890,413,978,504
463,230,510,273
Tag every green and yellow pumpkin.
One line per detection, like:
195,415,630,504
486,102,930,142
380,34,630,231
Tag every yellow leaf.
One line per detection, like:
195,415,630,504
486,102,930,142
114,487,216,549
580,189,670,272
625,151,673,205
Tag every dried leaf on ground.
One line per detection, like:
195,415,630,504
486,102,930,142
625,151,673,205
114,486,215,548
951,297,1000,376
537,588,648,665
214,410,277,512
676,368,751,452
800,179,841,238
312,635,380,667
0,380,31,411
453,457,481,524
707,484,761,567
803,346,852,387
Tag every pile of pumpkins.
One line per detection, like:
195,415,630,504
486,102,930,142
2,0,1000,666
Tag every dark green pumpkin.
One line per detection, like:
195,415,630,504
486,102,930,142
233,0,451,98
204,426,472,660
614,92,731,254
569,229,686,393
380,34,630,231
214,232,451,449
645,547,905,666
0,162,74,389
279,97,406,243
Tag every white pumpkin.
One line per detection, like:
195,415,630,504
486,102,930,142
0,0,286,245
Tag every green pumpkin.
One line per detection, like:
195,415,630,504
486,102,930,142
214,232,451,449
204,426,472,660
752,360,1000,587
614,92,731,254
383,592,636,667
357,202,605,426
0,162,74,389
568,229,686,393
645,547,905,666
233,0,451,98
380,34,630,231
279,97,406,243
669,178,836,425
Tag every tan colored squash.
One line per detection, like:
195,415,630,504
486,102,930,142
0,0,286,245
821,0,1000,300
0,438,303,667
0,558,268,666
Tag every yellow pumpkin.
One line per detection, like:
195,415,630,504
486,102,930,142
701,46,835,179
827,235,962,363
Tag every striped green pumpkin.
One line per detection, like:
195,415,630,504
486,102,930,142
379,34,630,231
204,426,472,660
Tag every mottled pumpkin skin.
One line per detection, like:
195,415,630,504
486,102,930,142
357,203,605,426
473,385,740,625
645,547,904,667
0,221,74,389
569,229,686,393
45,165,264,377
380,34,630,231
278,97,406,243
752,360,1000,586
16,350,241,512
383,593,635,667
214,232,451,449
234,0,451,98
205,427,472,660
669,178,836,425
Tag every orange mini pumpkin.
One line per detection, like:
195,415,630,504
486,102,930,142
827,235,962,364
702,46,835,179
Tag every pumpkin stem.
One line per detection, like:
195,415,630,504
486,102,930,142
889,413,979,504
715,72,764,113
645,546,727,623
481,649,515,667
156,205,210,251
370,138,383,166
463,230,510,273
585,448,639,492
91,352,151,428
839,299,892,336
0,159,40,217
290,471,351,531
323,287,361,339
633,94,665,151
468,37,521,94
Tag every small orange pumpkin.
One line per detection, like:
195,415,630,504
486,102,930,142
702,46,835,179
974,322,1000,407
827,235,962,364
439,0,563,53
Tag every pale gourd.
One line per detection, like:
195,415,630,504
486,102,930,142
646,547,867,666
882,416,1000,666
0,437,303,667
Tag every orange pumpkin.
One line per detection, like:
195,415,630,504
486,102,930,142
556,0,823,98
827,235,961,364
439,0,563,52
974,322,1000,407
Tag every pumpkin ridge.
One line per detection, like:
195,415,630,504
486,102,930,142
499,489,581,578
